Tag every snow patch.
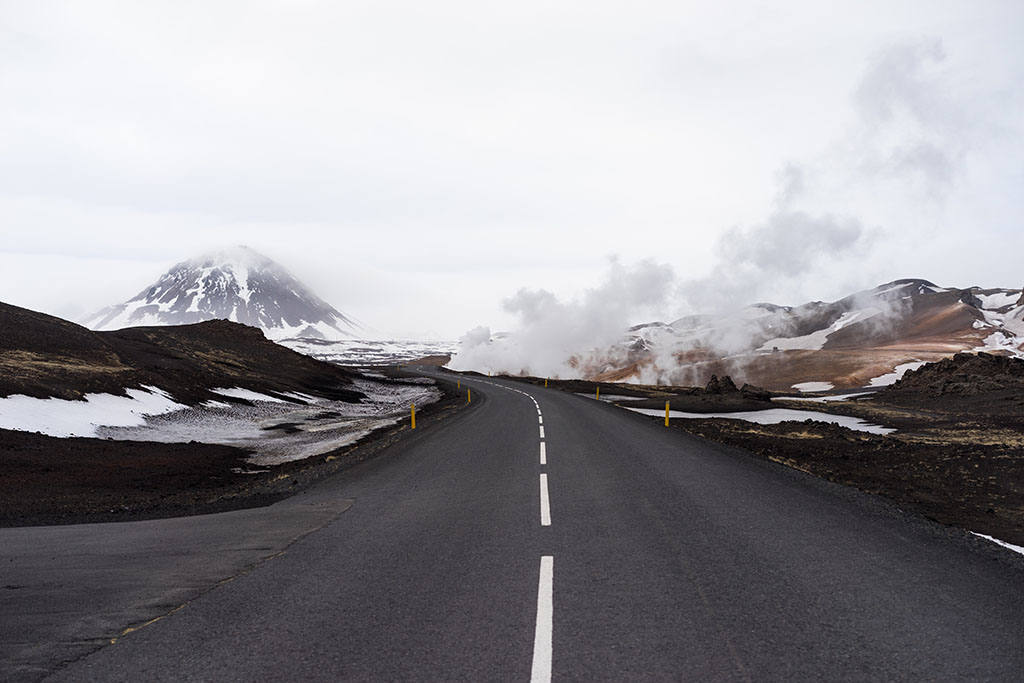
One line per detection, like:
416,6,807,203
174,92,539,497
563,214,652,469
973,330,1024,357
0,386,186,437
210,387,289,403
94,377,442,467
792,381,834,392
971,532,1024,557
280,391,320,403
626,406,895,434
1004,305,1024,335
777,392,874,403
201,400,232,409
973,305,1024,357
873,282,915,297
0,343,442,468
976,291,1020,310
757,309,879,352
575,393,646,402
867,361,928,387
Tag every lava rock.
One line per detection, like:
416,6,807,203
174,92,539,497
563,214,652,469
705,375,739,394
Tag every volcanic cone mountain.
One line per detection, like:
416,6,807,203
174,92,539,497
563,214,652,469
84,246,358,340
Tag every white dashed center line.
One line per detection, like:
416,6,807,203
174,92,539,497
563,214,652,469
539,473,551,526
450,375,555,677
530,556,554,683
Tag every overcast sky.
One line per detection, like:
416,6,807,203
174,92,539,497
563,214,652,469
1,1,1021,339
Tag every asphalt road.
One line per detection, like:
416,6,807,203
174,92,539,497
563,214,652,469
4,370,1024,681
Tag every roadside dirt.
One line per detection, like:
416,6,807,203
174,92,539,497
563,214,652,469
678,418,1024,547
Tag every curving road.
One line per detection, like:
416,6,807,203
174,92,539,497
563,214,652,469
3,370,1024,681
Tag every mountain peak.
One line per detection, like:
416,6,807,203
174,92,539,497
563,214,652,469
188,245,273,269
83,248,358,340
875,278,938,291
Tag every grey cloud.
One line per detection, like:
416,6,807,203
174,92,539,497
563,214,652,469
854,39,948,125
716,211,864,278
773,163,806,206
677,36,965,313
851,38,967,195
677,208,868,313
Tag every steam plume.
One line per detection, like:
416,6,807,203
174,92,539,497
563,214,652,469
449,38,970,382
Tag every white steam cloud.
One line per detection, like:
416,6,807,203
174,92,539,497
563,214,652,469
449,258,674,378
450,39,973,381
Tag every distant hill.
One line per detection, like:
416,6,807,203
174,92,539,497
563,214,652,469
600,279,1024,390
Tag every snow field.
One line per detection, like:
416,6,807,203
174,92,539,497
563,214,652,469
792,382,835,392
867,361,928,387
0,386,186,437
281,338,459,366
0,376,441,467
627,406,895,434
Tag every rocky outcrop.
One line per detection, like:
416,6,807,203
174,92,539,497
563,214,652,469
883,352,1024,397
739,383,772,401
959,290,985,309
704,375,738,394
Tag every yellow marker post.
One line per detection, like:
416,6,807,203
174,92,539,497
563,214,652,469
665,401,670,427
457,380,461,389
544,378,548,387
411,404,416,430
596,386,600,400
467,389,471,403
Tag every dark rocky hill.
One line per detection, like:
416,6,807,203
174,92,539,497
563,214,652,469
883,352,1024,397
877,352,1024,415
0,301,362,404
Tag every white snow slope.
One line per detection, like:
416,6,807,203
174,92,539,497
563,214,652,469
0,386,185,437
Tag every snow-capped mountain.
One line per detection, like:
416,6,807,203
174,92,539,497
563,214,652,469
84,246,359,340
